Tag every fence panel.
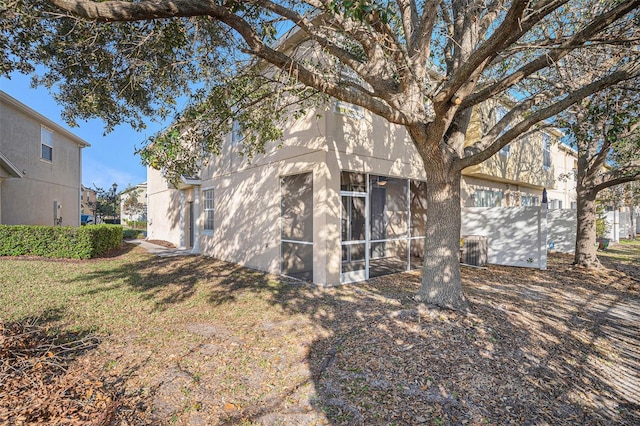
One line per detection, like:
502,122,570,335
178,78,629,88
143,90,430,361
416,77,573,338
462,206,546,269
547,209,577,253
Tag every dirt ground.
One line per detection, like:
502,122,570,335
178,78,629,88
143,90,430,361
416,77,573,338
1,244,638,425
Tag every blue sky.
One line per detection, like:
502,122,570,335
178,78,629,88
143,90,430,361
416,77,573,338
1,72,170,192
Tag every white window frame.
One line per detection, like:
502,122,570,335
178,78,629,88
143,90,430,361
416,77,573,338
474,189,504,208
202,188,214,234
549,199,563,210
41,127,53,162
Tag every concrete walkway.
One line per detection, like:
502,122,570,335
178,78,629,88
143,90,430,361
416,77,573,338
129,239,195,257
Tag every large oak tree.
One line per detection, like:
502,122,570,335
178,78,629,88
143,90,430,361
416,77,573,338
2,0,640,309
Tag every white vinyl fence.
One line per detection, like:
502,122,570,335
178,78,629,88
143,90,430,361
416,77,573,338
461,205,637,270
547,209,577,253
461,206,548,269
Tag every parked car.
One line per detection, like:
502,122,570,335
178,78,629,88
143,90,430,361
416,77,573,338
81,214,95,225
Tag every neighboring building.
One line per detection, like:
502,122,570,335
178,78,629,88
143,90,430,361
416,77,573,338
148,93,577,285
462,100,577,209
120,182,147,223
81,185,98,215
0,91,90,226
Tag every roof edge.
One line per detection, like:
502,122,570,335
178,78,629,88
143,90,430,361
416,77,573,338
0,150,23,178
0,90,91,148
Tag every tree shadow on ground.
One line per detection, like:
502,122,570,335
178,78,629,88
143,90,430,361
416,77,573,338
58,245,640,424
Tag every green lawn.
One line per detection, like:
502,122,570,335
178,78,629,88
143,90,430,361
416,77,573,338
599,238,640,265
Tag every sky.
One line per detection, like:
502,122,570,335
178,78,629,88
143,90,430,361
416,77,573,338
0,72,169,192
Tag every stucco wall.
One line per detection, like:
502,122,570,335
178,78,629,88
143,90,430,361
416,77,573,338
197,153,327,277
146,167,184,246
0,94,85,226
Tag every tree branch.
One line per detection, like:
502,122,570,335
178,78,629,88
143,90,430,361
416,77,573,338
461,0,640,109
47,0,411,124
435,0,534,105
593,168,640,193
457,63,640,170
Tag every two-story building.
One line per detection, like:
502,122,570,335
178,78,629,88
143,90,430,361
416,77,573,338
81,185,98,216
0,91,90,226
147,94,577,285
120,182,148,223
461,100,576,209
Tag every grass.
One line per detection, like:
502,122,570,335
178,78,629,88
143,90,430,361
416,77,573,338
1,242,639,424
599,238,640,264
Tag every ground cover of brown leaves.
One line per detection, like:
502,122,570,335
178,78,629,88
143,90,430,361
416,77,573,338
1,242,638,425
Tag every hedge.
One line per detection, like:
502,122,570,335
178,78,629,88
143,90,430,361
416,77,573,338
0,224,123,259
122,229,145,239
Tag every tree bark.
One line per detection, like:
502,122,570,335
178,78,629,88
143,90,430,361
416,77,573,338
574,188,601,268
416,168,468,311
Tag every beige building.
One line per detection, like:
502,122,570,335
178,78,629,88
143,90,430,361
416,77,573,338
120,182,147,223
462,101,577,209
81,185,98,215
147,97,577,285
0,91,90,226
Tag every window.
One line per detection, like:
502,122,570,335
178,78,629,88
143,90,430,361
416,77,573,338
521,195,540,206
570,201,577,209
474,189,503,207
203,189,214,231
281,173,313,281
542,133,551,170
549,199,562,209
41,127,53,161
231,120,244,146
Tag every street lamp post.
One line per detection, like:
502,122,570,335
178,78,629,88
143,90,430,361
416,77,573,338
112,183,118,223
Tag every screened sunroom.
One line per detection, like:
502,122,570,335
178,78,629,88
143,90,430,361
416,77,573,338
280,170,427,284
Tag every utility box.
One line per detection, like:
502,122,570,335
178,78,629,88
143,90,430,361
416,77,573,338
460,235,488,267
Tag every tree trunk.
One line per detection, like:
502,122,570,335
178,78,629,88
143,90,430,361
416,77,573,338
574,189,601,268
416,169,468,311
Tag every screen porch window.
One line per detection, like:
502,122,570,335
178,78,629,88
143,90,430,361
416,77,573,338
41,127,53,161
339,171,426,283
281,173,313,281
203,189,214,231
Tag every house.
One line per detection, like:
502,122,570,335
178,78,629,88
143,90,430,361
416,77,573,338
147,92,577,284
462,100,577,209
120,182,147,224
0,91,90,226
81,185,98,215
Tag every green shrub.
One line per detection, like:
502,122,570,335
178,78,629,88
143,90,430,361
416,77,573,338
0,224,123,259
122,229,144,239
125,220,147,230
